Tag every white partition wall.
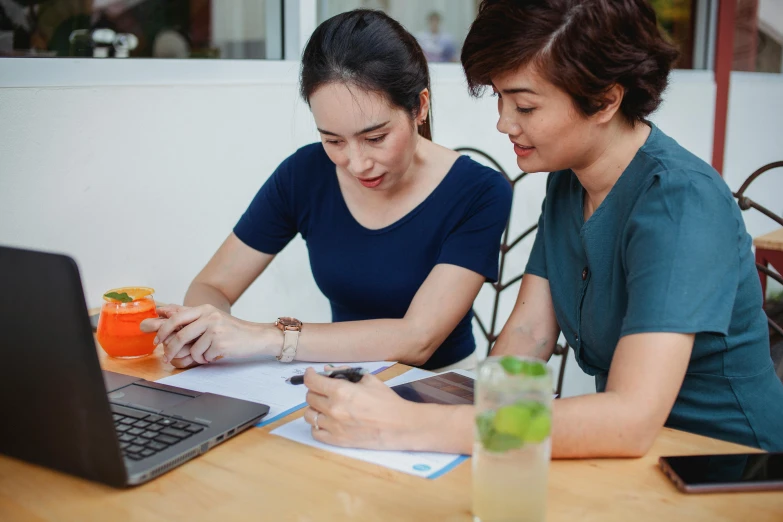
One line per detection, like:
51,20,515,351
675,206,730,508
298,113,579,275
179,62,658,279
723,72,783,239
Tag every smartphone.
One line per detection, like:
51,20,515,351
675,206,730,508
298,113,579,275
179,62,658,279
659,452,783,493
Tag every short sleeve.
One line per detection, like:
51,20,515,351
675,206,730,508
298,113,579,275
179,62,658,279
233,153,298,255
621,171,741,337
436,171,512,282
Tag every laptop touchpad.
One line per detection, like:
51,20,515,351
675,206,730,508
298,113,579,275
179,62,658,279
109,384,193,411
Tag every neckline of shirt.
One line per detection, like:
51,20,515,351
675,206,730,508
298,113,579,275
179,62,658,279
577,123,661,234
332,154,469,235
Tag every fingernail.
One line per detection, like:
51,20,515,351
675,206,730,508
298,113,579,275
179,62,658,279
153,337,159,344
163,356,168,363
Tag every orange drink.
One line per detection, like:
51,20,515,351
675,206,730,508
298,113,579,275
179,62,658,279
96,287,158,358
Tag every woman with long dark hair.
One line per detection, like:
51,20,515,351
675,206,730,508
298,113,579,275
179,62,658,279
141,10,512,373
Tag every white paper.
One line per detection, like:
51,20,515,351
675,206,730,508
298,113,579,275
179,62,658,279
156,359,394,426
270,368,471,479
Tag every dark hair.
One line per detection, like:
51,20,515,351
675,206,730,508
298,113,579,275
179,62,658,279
300,9,433,140
461,0,680,125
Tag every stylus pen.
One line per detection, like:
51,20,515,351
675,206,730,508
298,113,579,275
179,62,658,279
286,367,368,385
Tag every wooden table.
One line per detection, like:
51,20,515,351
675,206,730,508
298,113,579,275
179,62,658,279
1,345,782,522
755,228,783,297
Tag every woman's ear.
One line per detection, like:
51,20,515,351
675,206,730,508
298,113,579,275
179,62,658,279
594,84,624,124
416,88,430,125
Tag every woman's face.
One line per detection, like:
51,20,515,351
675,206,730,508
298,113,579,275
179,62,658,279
309,82,421,191
491,63,599,174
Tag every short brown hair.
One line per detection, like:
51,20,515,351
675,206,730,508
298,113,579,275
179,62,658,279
461,0,680,125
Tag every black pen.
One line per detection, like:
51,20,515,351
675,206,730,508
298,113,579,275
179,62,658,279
286,367,368,385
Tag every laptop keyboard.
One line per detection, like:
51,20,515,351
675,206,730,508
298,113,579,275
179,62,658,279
111,405,206,461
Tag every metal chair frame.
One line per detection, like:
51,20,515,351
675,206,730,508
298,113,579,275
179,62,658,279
733,160,783,340
456,147,569,397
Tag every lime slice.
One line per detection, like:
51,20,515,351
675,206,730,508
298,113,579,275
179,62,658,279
524,412,552,443
493,404,532,438
477,410,526,452
484,432,523,453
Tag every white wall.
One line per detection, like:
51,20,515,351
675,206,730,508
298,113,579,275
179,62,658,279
0,60,714,397
723,72,783,298
0,60,328,322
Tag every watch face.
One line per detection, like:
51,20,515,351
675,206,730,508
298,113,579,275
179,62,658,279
278,317,302,329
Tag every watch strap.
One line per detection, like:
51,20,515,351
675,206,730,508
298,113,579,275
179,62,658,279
277,329,299,362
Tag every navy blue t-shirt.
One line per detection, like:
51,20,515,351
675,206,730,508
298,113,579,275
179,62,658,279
234,143,512,369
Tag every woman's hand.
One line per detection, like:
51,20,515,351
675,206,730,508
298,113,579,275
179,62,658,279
301,367,421,450
140,304,280,367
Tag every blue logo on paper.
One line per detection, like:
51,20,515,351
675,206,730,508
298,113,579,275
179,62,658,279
412,464,431,472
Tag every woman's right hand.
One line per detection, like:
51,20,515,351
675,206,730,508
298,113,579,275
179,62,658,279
302,367,424,450
140,305,201,368
142,303,280,366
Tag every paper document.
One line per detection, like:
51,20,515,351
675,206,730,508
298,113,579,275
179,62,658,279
270,368,472,479
156,359,393,427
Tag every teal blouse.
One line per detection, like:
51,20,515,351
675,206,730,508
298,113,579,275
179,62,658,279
526,124,783,451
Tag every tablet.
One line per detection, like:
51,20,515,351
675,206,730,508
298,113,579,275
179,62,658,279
391,371,474,405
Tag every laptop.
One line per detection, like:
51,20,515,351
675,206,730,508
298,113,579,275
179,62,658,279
0,245,270,487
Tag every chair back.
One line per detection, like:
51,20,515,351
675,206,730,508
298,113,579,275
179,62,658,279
456,147,570,397
733,161,783,380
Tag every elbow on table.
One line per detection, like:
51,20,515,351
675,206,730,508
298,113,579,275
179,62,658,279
617,420,661,458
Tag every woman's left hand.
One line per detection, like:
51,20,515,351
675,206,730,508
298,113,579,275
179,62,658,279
302,367,419,450
140,304,276,366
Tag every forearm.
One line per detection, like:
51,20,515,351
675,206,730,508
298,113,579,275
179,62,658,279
184,282,231,313
403,403,475,454
294,319,439,366
390,391,659,458
551,392,657,458
397,394,658,458
491,323,557,361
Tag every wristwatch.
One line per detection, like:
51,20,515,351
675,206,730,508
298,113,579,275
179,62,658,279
274,317,302,362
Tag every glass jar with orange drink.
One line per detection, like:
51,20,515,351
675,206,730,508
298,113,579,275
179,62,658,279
96,286,158,358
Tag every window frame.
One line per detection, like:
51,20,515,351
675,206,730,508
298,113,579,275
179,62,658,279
0,0,716,88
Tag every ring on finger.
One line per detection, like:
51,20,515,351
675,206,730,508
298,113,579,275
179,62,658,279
313,412,321,431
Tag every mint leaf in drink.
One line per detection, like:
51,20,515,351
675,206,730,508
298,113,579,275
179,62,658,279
499,356,547,377
476,411,495,446
521,360,548,377
515,400,547,418
104,291,132,303
499,356,524,375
